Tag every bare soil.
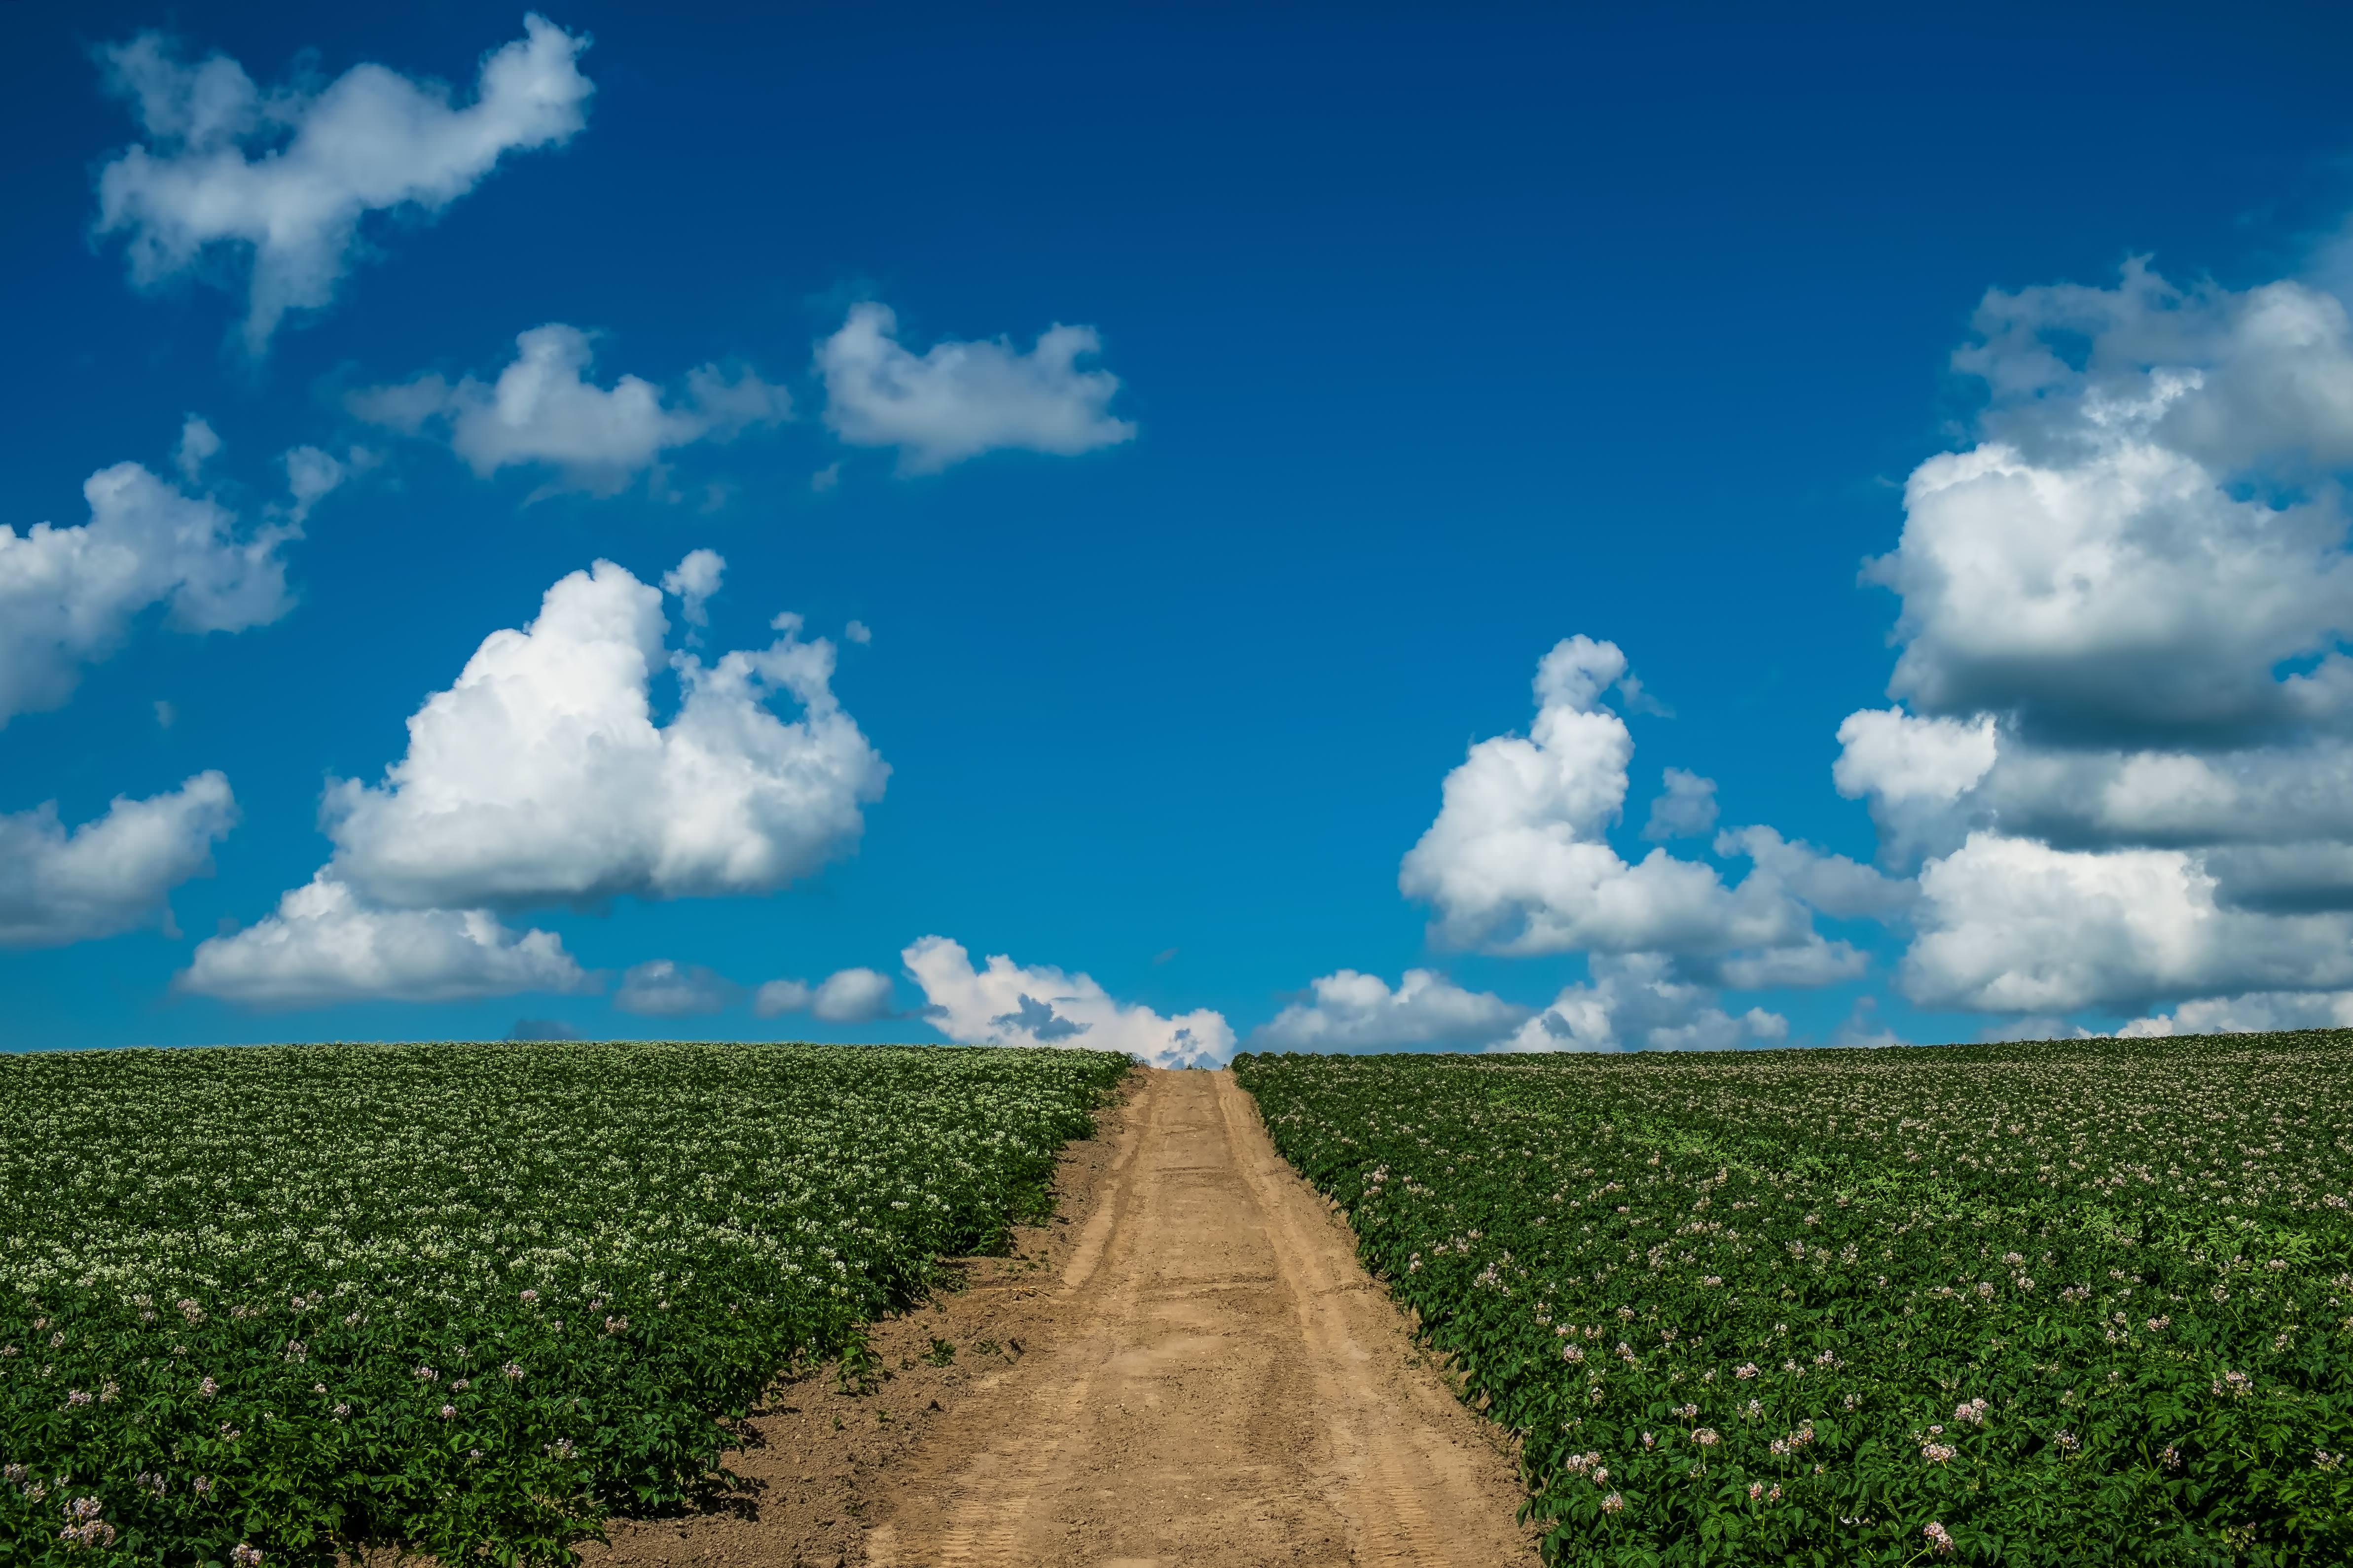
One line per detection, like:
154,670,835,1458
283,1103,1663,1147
585,1068,1536,1568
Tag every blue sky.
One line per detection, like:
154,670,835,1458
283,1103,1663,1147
8,0,2353,1056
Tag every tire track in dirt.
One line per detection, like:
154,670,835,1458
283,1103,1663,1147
914,1088,1155,1566
863,1068,1535,1568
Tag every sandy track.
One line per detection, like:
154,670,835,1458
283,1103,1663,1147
861,1068,1535,1568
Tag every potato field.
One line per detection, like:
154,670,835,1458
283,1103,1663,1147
1234,1034,2353,1566
0,1040,1129,1568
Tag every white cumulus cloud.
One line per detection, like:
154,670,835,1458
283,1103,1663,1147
1956,258,2353,474
181,553,878,1009
95,15,593,353
1867,434,2350,746
323,553,888,910
810,966,897,1021
754,965,897,1022
615,960,737,1017
1251,968,1529,1052
903,935,1232,1068
1,455,298,727
1399,635,1867,980
1863,259,2353,750
1839,252,2353,1025
752,978,810,1016
1833,709,1997,807
1493,954,1788,1054
1901,833,2353,1013
0,772,237,947
351,324,790,498
662,548,724,628
178,872,587,1007
1712,826,1913,923
817,302,1135,473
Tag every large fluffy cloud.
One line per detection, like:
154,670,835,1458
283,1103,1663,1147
1250,969,1528,1052
1,456,299,727
1389,636,1907,1050
1399,635,1877,981
903,935,1232,1068
1713,825,1914,924
1957,259,2353,479
95,16,592,352
179,872,586,1007
1832,709,1997,810
1878,261,2353,747
1869,437,2351,747
351,324,790,498
816,303,1135,472
180,553,879,1009
1842,256,2353,1024
324,553,888,910
1901,833,2353,1012
1494,954,1789,1054
0,772,236,947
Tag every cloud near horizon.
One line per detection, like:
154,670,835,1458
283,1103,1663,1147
1494,953,1790,1053
614,959,736,1017
1250,968,1528,1052
903,935,1233,1067
179,871,588,1007
755,966,897,1022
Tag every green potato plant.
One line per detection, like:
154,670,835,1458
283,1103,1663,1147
1234,1033,2353,1566
0,1040,1128,1567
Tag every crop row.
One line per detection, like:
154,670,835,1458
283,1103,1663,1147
0,1040,1129,1567
1234,1033,2353,1566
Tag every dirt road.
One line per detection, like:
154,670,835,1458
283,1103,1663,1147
860,1068,1535,1568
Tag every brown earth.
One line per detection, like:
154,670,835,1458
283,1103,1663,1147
585,1068,1537,1568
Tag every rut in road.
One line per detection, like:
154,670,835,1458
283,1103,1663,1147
862,1067,1536,1568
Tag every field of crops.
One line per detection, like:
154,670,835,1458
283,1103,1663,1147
1235,1034,2353,1566
0,1040,1128,1568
